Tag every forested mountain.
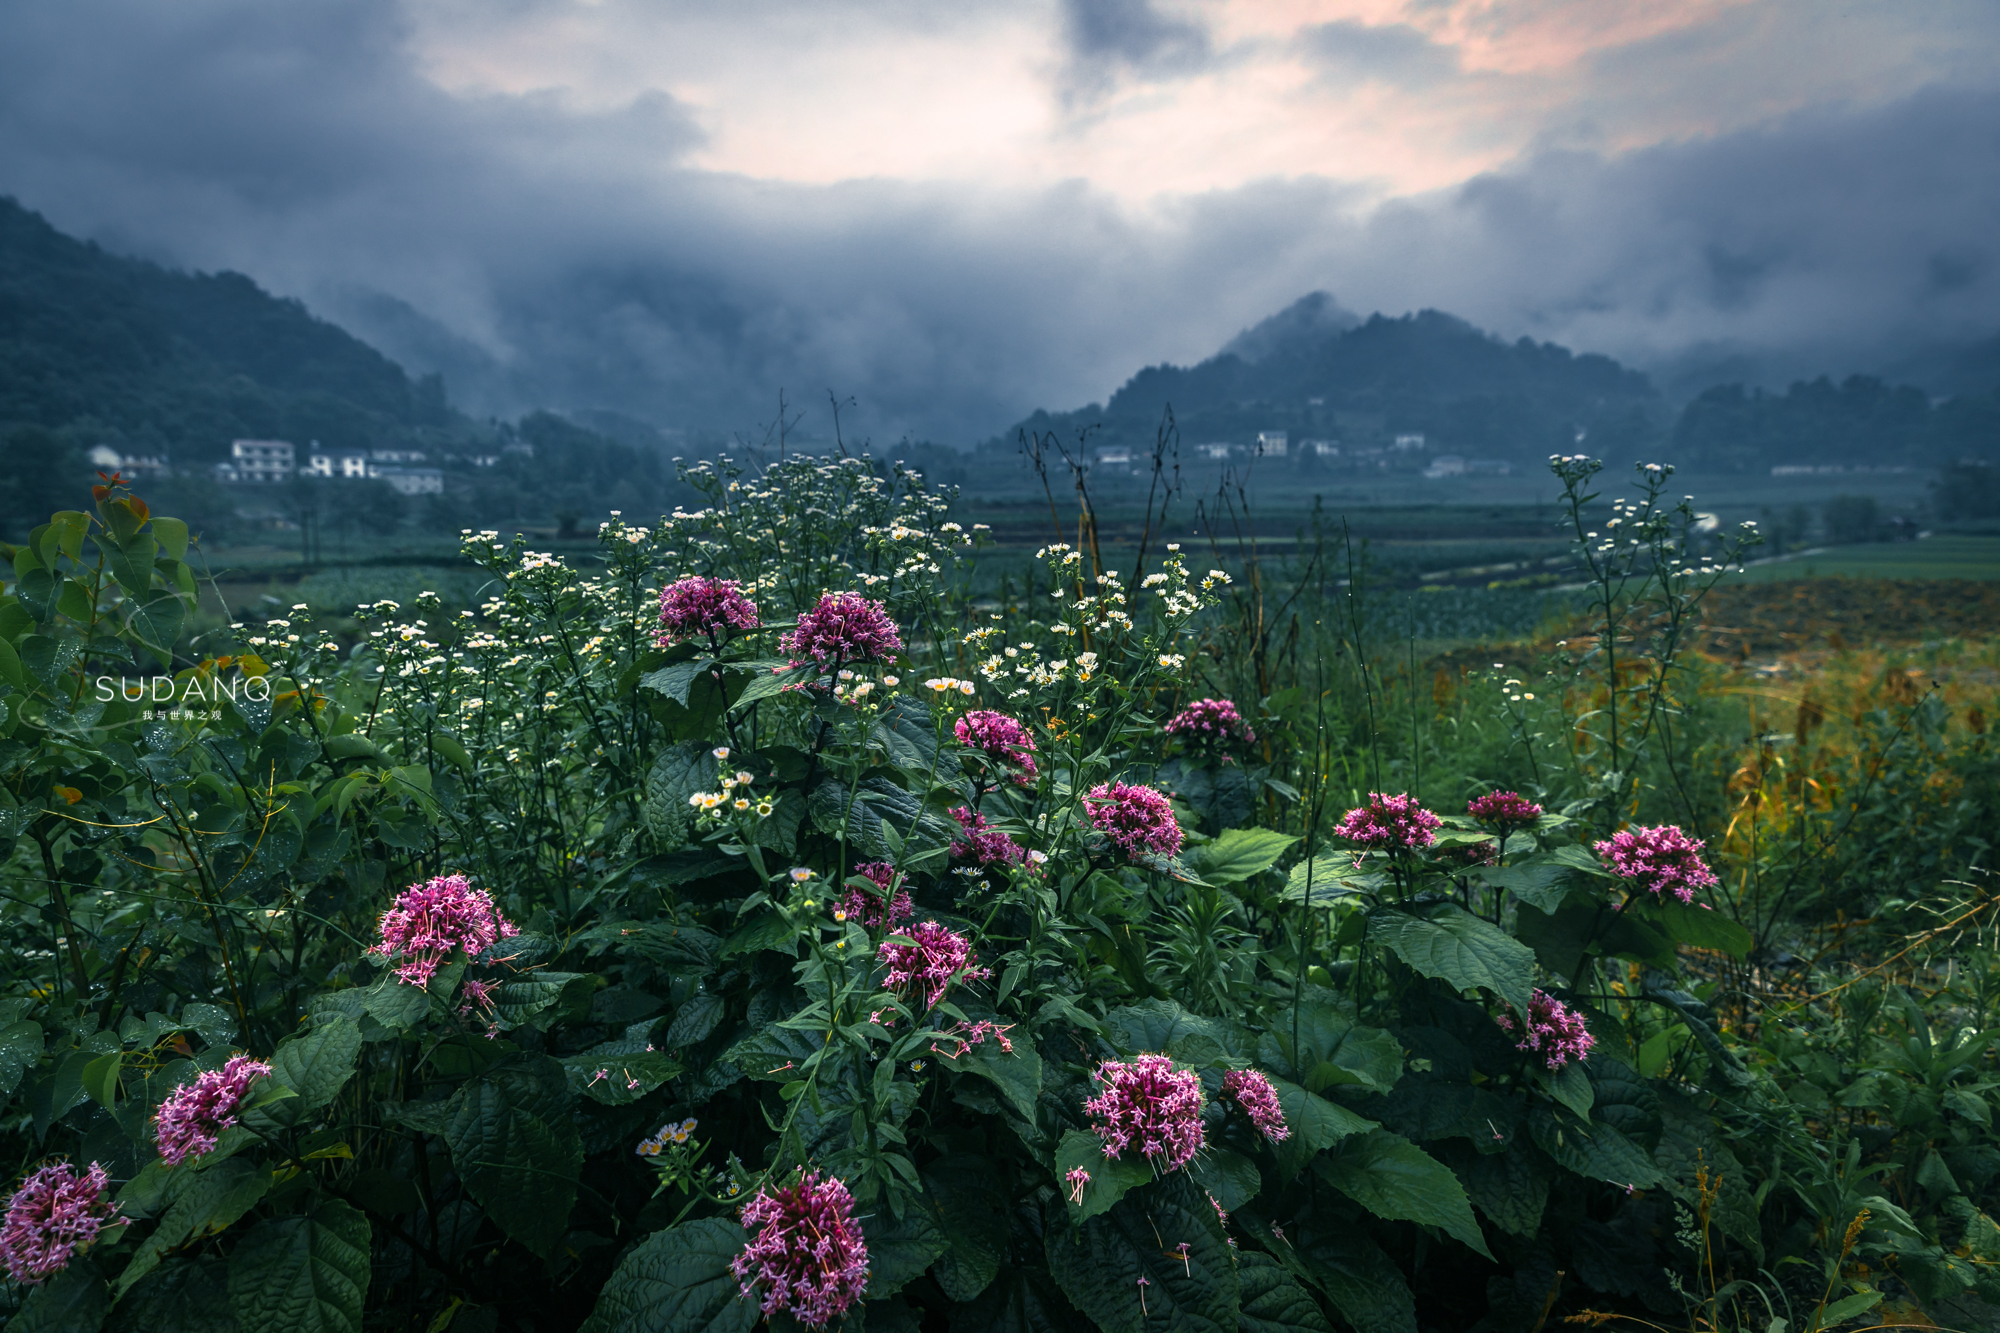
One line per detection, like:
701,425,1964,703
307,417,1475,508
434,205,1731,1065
0,197,458,461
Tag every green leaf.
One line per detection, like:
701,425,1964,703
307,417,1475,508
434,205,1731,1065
1053,1128,1154,1223
225,1200,371,1333
1639,898,1754,959
1257,992,1402,1094
1101,1000,1226,1067
82,1051,121,1108
863,1206,949,1297
562,1050,683,1105
1367,906,1534,1015
720,910,800,960
151,518,190,562
942,1036,1042,1126
639,659,716,706
179,1002,237,1047
1282,856,1381,905
864,694,953,774
1314,1129,1492,1258
1545,1062,1594,1119
269,1017,362,1115
1266,1077,1376,1153
923,1156,1009,1303
1044,1175,1239,1333
643,742,713,851
1290,1229,1416,1333
1189,828,1297,885
1236,1251,1333,1333
947,1266,1080,1333
485,973,587,1029
1480,859,1591,913
576,1217,756,1333
433,1057,582,1256
105,1256,235,1333
116,1159,270,1297
1458,1142,1553,1237
1189,1148,1261,1213
1817,1289,1882,1326
1528,1105,1663,1188
355,976,429,1031
11,1260,109,1333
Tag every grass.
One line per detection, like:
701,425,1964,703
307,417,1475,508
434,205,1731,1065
1734,534,2000,582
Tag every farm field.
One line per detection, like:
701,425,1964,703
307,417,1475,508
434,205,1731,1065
1734,533,2000,582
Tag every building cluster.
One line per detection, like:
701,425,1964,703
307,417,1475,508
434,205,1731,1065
1089,428,1508,480
86,439,495,496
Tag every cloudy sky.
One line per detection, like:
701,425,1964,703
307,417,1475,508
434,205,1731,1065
1,0,1996,442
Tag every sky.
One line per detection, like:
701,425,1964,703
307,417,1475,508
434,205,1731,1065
0,0,1996,443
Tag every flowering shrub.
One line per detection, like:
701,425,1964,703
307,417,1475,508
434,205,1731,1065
154,1054,273,1165
1334,792,1442,850
1164,697,1256,749
0,1163,120,1284
368,873,518,986
1082,781,1183,860
730,1171,871,1327
0,456,1972,1333
1083,1054,1206,1170
1497,989,1596,1070
780,591,904,666
1594,824,1720,903
656,575,759,646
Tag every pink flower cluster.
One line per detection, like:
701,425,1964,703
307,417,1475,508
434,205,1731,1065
1083,1054,1206,1171
1441,839,1500,868
1083,782,1183,860
932,1020,1015,1059
1467,791,1544,827
954,710,1039,785
780,593,903,667
839,863,914,929
369,874,518,987
1221,1069,1290,1143
1334,793,1442,850
1497,989,1596,1070
0,1162,122,1283
656,576,759,646
879,920,991,1011
949,807,1031,869
1593,824,1719,904
1164,699,1256,749
730,1170,871,1328
155,1054,274,1166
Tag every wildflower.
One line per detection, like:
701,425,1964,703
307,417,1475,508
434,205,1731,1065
1334,793,1441,851
0,1162,122,1283
1164,698,1257,750
931,1020,1016,1059
1467,790,1543,828
368,873,519,987
948,807,1031,870
1593,824,1719,904
714,746,731,760
1084,1054,1205,1171
667,1118,698,1144
839,863,914,928
1082,782,1183,860
656,576,759,646
1066,1167,1091,1204
458,977,496,1017
780,593,904,667
879,921,991,1011
1220,1069,1290,1143
953,710,1040,785
1206,1191,1229,1229
155,1054,275,1166
790,867,814,884
1496,989,1596,1070
730,1171,870,1328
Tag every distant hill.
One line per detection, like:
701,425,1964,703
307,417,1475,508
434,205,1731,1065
999,295,1669,461
0,196,456,461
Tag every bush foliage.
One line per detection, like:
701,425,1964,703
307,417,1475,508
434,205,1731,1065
1,453,1998,1333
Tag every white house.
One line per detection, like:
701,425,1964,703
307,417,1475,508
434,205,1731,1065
370,448,429,466
1255,431,1289,457
1095,447,1133,468
303,447,371,479
87,445,171,478
1424,455,1468,479
1195,442,1234,460
229,439,294,483
1300,439,1340,458
1392,433,1427,452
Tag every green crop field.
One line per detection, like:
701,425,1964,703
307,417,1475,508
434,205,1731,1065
1732,532,2000,582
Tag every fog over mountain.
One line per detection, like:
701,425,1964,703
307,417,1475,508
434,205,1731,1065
0,1,1995,445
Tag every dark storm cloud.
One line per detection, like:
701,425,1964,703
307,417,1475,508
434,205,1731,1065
0,0,1995,448
1059,0,1213,85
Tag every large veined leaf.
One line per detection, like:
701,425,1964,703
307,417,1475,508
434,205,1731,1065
1480,859,1594,913
1189,828,1297,885
941,1036,1042,1125
949,1266,1081,1333
1586,1060,1664,1149
863,1205,949,1296
1265,1077,1376,1160
1189,1148,1261,1214
1045,1176,1239,1333
1528,1106,1664,1188
560,1049,683,1105
106,1256,236,1333
225,1200,371,1333
638,659,716,706
116,1159,270,1296
269,1017,362,1116
643,742,714,850
1257,993,1402,1095
1638,897,1754,958
1101,1000,1228,1067
1236,1252,1333,1333
578,1218,757,1333
12,1261,109,1333
1367,906,1534,1015
1053,1128,1154,1223
1313,1129,1493,1259
1282,856,1382,905
1290,1229,1416,1333
808,776,953,859
867,695,955,775
924,1156,1010,1303
1456,1141,1554,1237
433,1057,583,1255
